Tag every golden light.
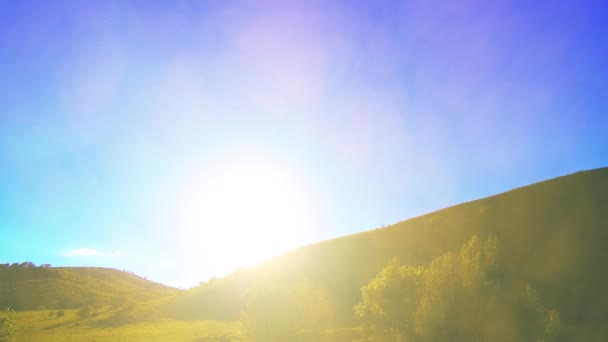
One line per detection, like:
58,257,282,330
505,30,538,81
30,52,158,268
173,151,322,276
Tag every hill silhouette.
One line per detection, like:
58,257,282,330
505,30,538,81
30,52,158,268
168,167,608,340
0,265,178,311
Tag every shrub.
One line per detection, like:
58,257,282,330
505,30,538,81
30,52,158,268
0,313,16,342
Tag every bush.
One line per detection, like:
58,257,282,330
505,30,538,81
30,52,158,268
56,310,64,318
354,259,424,341
0,313,16,342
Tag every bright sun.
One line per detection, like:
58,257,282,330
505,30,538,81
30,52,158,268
173,152,321,276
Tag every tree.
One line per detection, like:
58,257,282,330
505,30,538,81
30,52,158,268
0,313,16,342
354,258,424,341
415,236,499,341
356,235,560,341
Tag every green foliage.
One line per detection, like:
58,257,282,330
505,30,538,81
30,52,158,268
543,309,560,341
356,236,560,341
241,278,334,341
0,313,16,342
354,258,424,341
415,236,503,341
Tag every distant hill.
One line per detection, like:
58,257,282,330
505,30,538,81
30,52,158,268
0,265,178,310
169,167,608,340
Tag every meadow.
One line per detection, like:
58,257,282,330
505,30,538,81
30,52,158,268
12,309,244,342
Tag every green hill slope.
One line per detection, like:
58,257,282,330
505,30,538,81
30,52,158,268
171,167,608,339
0,265,179,310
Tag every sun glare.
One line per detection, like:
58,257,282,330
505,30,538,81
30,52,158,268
174,152,320,276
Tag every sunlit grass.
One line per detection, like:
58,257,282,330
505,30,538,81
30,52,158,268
13,309,244,342
12,309,361,341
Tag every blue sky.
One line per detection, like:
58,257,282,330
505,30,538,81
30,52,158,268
1,0,607,287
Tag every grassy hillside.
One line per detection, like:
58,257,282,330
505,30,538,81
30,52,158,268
0,266,178,311
170,167,608,339
11,309,244,342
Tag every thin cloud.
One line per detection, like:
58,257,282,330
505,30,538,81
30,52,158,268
62,248,102,257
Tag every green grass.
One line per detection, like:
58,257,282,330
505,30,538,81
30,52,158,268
12,309,360,341
0,266,179,311
12,309,244,342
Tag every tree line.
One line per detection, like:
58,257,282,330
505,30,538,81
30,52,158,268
240,235,561,341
